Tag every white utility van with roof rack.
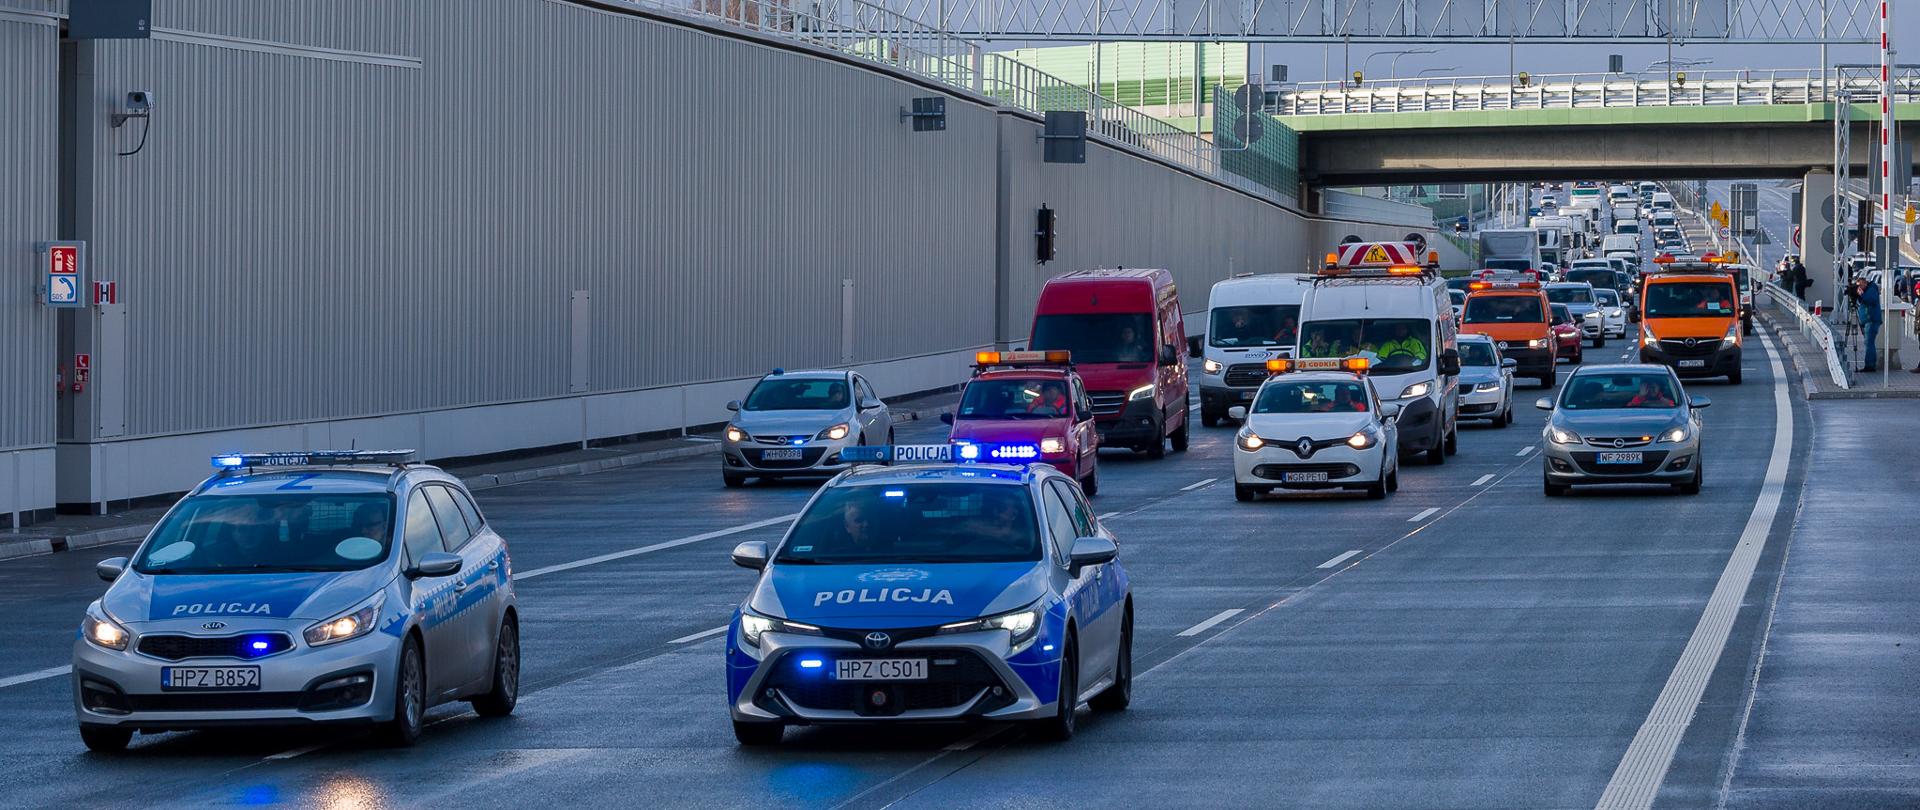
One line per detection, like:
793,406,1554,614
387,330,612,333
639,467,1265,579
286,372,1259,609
1199,273,1312,426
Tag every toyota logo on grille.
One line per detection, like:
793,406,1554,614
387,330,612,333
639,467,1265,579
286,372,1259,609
1295,437,1315,458
863,632,892,650
1612,438,1627,448
201,621,227,631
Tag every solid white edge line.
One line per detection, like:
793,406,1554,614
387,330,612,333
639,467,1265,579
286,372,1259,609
1316,550,1363,569
512,513,798,581
265,743,327,761
669,625,728,644
1595,328,1794,810
1175,609,1244,637
1179,478,1218,491
1407,507,1440,523
1471,474,1495,487
0,665,70,690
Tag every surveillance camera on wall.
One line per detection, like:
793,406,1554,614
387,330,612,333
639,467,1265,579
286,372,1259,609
125,91,154,113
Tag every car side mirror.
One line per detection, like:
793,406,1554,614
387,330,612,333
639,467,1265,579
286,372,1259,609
1227,406,1248,420
1068,536,1117,573
731,540,770,571
1159,344,1179,366
939,412,954,425
409,551,462,579
1501,357,1518,369
859,398,883,410
725,399,742,412
95,557,128,583
1439,349,1461,376
1688,395,1712,409
1379,402,1403,420
1534,397,1555,411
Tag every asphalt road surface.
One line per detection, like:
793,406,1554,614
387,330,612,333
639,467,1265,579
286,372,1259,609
0,334,1867,809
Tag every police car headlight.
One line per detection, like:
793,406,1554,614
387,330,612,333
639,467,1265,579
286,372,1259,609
725,425,748,443
1202,359,1223,374
1236,430,1265,451
939,606,1040,647
1127,384,1155,402
1399,381,1431,399
83,606,129,651
1039,437,1066,454
816,423,850,441
1661,425,1691,443
738,609,820,648
303,593,385,647
1549,425,1583,445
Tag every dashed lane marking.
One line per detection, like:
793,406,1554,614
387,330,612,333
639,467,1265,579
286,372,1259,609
0,665,69,690
1176,609,1245,637
1471,474,1495,487
1316,550,1363,569
669,625,728,644
1179,478,1217,491
1407,507,1440,523
1516,446,1537,457
513,513,799,581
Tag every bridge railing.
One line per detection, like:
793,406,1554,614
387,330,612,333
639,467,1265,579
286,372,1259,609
617,0,1294,203
1272,68,1920,116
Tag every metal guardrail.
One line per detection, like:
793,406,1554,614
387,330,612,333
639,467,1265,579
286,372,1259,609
619,0,1294,203
1272,68,1920,116
1761,281,1851,390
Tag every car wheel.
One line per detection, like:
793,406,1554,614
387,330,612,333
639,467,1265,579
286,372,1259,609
1544,478,1568,497
471,618,520,718
733,720,784,746
1727,367,1743,385
722,472,748,488
1592,336,1605,348
1143,428,1166,459
79,725,131,753
1676,466,1703,495
1386,463,1400,492
1494,406,1511,428
1234,483,1255,502
1444,426,1458,456
1366,477,1387,499
1425,442,1445,466
1080,466,1099,498
1170,417,1190,453
1539,374,1556,389
1090,607,1132,712
1030,634,1078,741
378,635,426,747
887,428,896,445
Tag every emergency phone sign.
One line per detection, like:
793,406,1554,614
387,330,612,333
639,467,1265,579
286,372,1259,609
38,241,86,308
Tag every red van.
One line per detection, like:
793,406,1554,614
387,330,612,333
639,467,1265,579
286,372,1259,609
1028,269,1191,457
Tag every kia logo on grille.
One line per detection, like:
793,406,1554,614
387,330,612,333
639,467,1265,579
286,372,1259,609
201,621,226,630
863,632,892,650
1612,438,1627,448
1295,437,1315,458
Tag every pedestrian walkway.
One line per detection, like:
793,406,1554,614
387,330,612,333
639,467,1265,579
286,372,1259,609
1758,293,1920,399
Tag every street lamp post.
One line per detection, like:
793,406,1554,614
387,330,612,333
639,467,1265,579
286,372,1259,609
1356,48,1437,84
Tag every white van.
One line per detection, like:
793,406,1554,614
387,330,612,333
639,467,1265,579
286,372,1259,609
1199,273,1312,426
1296,246,1460,465
1651,191,1675,212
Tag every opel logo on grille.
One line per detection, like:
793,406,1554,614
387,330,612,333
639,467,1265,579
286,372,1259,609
863,632,892,650
1295,437,1315,458
201,621,226,630
1683,338,1698,348
1612,438,1627,448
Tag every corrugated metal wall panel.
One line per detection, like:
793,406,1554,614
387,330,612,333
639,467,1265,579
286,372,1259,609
0,17,59,451
75,0,998,440
152,0,417,56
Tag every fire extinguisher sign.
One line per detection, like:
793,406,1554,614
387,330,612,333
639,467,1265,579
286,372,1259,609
36,241,87,308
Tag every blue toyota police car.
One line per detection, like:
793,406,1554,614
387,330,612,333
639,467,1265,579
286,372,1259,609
725,446,1133,744
73,451,518,751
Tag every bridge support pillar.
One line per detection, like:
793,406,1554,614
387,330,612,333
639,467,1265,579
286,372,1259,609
1800,170,1839,311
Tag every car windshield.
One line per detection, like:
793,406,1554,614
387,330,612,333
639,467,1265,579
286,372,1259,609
1561,373,1681,410
1484,259,1532,273
1546,287,1593,305
1296,318,1431,373
1254,380,1371,414
1458,342,1498,366
1449,290,1467,306
958,378,1072,419
1209,304,1299,348
744,378,849,411
1551,304,1573,326
133,493,395,574
1566,269,1617,290
1463,295,1544,324
775,484,1040,564
1617,223,1640,234
1645,281,1736,318
1595,289,1621,307
1031,313,1154,364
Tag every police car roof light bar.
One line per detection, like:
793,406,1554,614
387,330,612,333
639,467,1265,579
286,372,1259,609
211,450,418,471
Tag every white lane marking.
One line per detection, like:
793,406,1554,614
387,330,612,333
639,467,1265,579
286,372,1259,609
681,436,721,443
1316,550,1363,569
941,725,1002,752
1516,446,1536,457
669,625,728,644
1188,402,1201,412
1097,512,1121,520
1596,329,1794,810
1471,474,1495,487
1407,507,1440,523
1176,609,1244,637
0,665,69,690
1179,478,1217,491
513,513,798,581
265,743,327,761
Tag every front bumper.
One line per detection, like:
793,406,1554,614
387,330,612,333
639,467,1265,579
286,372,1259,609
73,627,399,731
1497,345,1555,376
1199,383,1259,415
1233,442,1384,489
1457,384,1507,419
1393,394,1441,452
728,627,1059,725
723,438,858,477
1541,439,1700,485
1096,398,1165,447
1640,341,1741,378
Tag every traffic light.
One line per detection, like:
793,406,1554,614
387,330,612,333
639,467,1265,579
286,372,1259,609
1036,205,1057,263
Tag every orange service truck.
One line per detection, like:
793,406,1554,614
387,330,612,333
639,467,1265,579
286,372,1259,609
1637,254,1743,385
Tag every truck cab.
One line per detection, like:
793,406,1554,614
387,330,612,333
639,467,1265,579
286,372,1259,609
1461,273,1557,388
1199,273,1310,426
1029,269,1192,458
1638,256,1743,384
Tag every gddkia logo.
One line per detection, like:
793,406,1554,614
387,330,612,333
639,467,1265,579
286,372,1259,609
857,568,930,583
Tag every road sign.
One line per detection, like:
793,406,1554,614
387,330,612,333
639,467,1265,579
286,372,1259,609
1906,205,1917,225
1791,225,1802,248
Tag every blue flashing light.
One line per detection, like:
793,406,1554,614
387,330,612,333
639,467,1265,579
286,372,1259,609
212,455,244,469
988,444,1040,461
250,640,270,651
799,658,824,669
882,490,905,498
957,444,982,460
841,446,891,463
791,439,805,446
1042,644,1055,652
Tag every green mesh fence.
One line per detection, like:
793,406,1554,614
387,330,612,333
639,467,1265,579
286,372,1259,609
1211,86,1299,199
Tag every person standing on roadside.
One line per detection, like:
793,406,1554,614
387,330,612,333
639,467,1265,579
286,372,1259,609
1855,276,1883,372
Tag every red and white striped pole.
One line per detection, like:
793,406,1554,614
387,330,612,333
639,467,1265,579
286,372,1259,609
1881,0,1895,245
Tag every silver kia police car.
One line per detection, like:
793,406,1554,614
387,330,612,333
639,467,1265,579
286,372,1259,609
73,451,518,751
721,369,894,487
